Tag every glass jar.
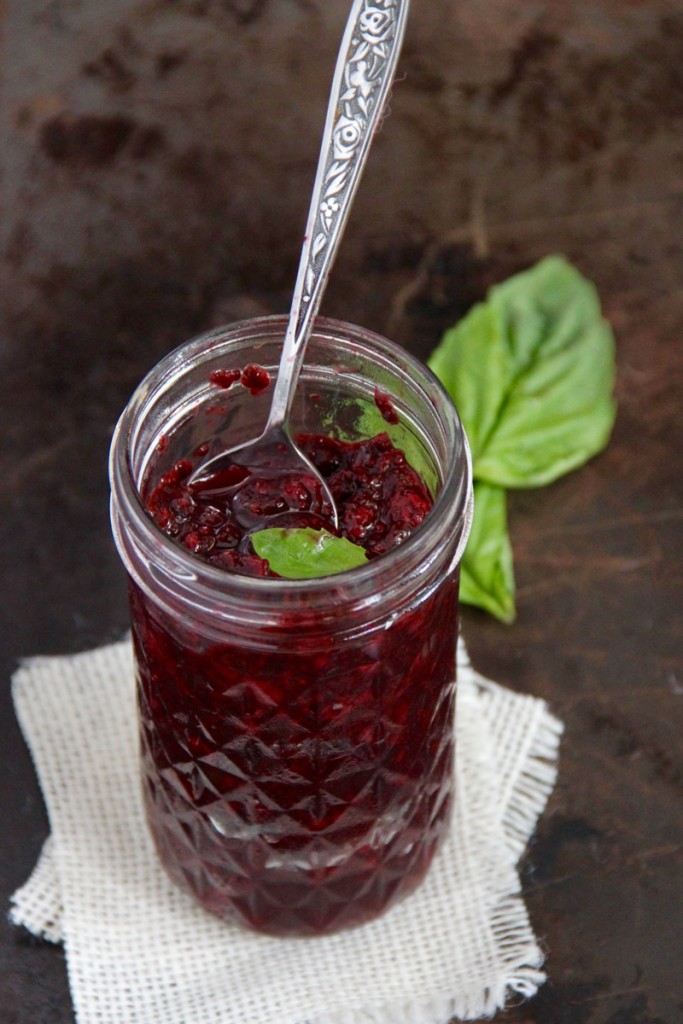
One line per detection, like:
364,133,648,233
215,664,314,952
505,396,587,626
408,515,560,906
109,316,472,936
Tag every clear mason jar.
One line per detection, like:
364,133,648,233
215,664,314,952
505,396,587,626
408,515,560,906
109,315,472,937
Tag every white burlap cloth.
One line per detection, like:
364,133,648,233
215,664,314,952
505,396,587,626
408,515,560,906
9,637,562,1024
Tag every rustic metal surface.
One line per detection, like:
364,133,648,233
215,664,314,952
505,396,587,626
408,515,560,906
2,1,682,1021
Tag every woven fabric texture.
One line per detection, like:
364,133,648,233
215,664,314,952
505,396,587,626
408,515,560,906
10,638,562,1024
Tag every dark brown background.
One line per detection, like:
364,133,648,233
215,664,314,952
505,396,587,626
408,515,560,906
1,1,682,1021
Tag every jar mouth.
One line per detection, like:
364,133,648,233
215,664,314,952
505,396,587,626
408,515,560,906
110,315,472,625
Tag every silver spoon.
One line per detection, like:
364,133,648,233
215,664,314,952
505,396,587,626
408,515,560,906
190,0,411,527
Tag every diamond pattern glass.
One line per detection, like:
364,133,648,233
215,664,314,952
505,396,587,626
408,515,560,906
131,576,459,936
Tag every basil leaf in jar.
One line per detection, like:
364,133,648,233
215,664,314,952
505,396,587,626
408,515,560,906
251,527,368,578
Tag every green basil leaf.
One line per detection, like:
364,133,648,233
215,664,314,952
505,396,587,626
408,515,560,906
251,527,368,579
428,255,616,488
460,482,516,623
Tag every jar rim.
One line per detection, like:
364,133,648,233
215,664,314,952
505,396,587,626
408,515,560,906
109,315,472,625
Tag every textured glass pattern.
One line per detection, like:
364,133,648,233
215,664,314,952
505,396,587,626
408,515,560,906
132,579,458,936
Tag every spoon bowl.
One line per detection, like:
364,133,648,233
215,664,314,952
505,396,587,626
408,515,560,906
189,0,411,529
189,424,337,530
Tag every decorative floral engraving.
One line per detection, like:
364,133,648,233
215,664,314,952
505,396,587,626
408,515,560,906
359,6,394,44
303,0,402,304
332,115,363,161
320,198,341,229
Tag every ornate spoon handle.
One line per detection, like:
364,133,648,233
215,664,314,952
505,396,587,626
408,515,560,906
266,0,411,430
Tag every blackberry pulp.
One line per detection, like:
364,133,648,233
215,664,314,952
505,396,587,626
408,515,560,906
145,432,434,571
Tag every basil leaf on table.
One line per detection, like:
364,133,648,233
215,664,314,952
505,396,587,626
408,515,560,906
459,482,515,624
251,527,368,579
428,255,616,621
428,255,616,488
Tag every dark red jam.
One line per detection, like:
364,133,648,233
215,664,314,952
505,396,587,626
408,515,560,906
132,429,458,936
209,364,271,395
374,386,400,425
209,368,241,389
145,432,433,573
240,363,271,395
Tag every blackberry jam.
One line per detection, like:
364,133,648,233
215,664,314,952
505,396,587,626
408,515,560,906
145,431,435,573
110,316,472,936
